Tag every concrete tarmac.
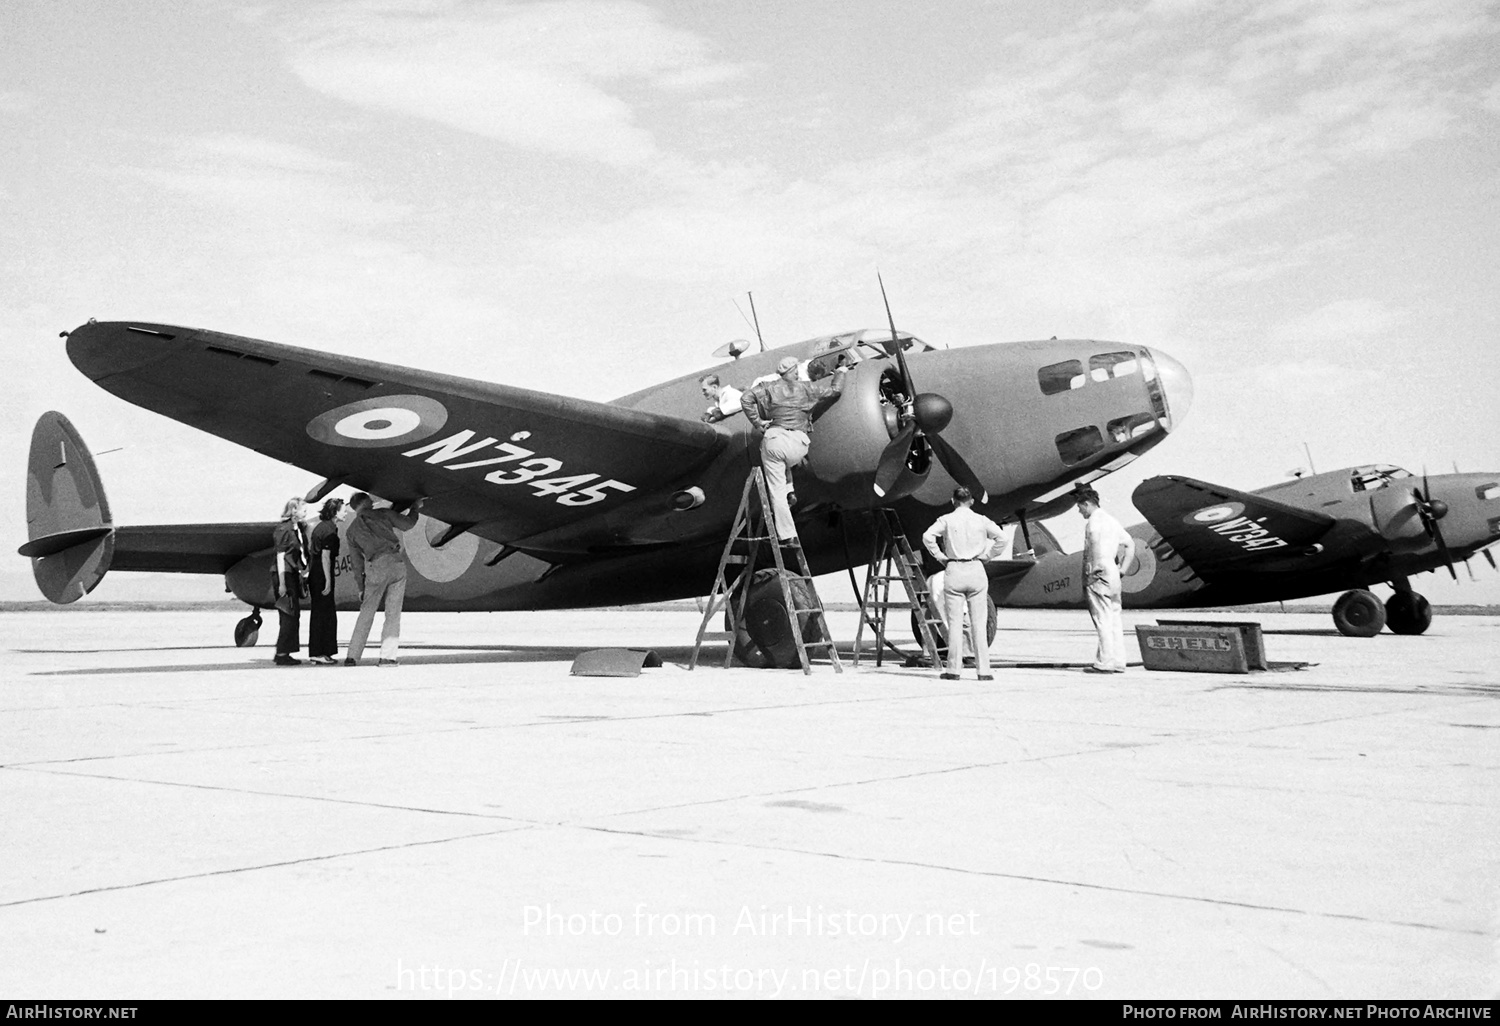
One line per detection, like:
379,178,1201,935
1,606,1496,1000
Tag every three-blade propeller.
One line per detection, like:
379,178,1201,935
1412,470,1455,580
870,275,988,504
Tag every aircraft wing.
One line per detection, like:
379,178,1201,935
65,321,729,552
1132,475,1337,574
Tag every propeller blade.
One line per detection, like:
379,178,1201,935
1436,523,1457,580
877,272,917,401
1413,473,1456,579
928,433,989,505
873,423,918,498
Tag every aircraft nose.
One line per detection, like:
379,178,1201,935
1151,348,1194,431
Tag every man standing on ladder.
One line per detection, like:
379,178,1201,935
922,486,1007,681
740,355,849,543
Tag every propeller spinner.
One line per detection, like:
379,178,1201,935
870,276,988,503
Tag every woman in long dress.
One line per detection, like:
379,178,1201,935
306,498,344,664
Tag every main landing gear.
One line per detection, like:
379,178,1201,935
233,607,263,647
1330,583,1432,637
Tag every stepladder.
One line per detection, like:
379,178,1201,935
689,467,842,674
854,506,945,668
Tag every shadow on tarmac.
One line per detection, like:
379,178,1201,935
28,640,1109,677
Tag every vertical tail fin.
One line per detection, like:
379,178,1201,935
20,412,115,603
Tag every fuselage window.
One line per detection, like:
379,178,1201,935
1039,360,1085,395
1056,425,1105,465
1107,413,1156,443
1478,483,1500,502
1090,351,1139,382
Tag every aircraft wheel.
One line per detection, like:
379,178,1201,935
910,595,998,656
742,569,825,669
1385,591,1433,635
725,609,771,669
1332,590,1386,638
233,610,262,648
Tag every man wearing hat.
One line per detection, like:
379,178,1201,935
1075,485,1135,673
740,355,849,542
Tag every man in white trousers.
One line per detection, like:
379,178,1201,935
1075,486,1135,673
922,486,1008,681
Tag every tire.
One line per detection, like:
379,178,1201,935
233,612,262,648
911,595,998,655
1384,592,1432,635
742,569,825,669
725,607,771,668
1332,590,1386,638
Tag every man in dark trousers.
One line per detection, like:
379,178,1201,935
344,492,425,666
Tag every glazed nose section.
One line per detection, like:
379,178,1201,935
1152,348,1194,431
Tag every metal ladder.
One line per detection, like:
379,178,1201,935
689,468,842,674
853,507,945,668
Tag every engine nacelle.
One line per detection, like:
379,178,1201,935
225,552,275,607
1368,488,1427,546
800,363,921,508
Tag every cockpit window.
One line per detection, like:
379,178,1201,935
1349,464,1413,492
805,329,933,379
1090,351,1139,382
1477,483,1500,502
1107,413,1156,443
1039,360,1085,395
1056,425,1105,465
847,327,934,353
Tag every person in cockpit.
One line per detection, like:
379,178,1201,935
699,374,743,423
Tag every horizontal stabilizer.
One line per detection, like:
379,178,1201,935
18,526,113,559
25,412,115,603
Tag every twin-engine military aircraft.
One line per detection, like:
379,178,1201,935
23,318,1193,650
990,465,1500,636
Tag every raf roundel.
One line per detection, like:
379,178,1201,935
1185,501,1245,526
306,395,449,449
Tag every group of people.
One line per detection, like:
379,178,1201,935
702,355,1136,679
922,484,1135,679
270,492,424,668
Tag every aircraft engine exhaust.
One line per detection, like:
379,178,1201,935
672,487,706,511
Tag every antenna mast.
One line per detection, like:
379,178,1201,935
747,291,766,352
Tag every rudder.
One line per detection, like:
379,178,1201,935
21,412,115,603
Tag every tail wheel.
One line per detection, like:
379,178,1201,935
234,609,262,648
1332,590,1386,638
1385,592,1433,635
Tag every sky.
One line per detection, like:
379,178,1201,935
4,0,1499,605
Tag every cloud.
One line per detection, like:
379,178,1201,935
274,0,743,165
1264,298,1401,349
188,133,353,173
124,133,405,229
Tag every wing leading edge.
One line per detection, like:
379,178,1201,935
65,321,729,552
1132,475,1337,576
